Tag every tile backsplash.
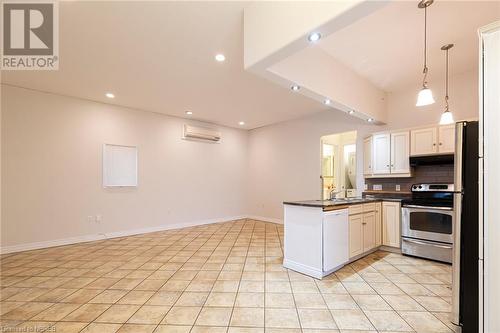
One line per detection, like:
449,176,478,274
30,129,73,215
365,164,454,192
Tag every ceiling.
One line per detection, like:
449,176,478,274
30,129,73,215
318,1,500,92
3,1,498,129
1,1,322,130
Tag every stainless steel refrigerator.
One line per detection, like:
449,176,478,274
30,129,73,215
452,121,479,332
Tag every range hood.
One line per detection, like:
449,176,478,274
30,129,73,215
410,154,454,166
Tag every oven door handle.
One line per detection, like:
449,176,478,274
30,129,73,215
403,238,453,249
402,204,453,211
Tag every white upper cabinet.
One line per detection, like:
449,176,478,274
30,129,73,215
370,131,410,176
438,125,455,153
372,134,391,174
411,127,437,156
390,131,410,174
411,125,456,156
363,137,372,175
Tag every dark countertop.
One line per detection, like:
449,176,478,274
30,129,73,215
283,194,408,209
283,197,379,209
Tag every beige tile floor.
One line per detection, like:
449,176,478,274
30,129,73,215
0,219,456,333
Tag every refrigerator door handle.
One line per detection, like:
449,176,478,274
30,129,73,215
455,122,464,192
452,192,462,326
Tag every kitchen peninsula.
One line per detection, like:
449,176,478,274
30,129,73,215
283,198,402,279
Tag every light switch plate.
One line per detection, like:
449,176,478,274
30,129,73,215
373,184,382,191
396,185,401,191
364,184,368,190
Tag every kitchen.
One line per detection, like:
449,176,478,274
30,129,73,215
1,1,499,333
281,2,492,332
284,121,478,331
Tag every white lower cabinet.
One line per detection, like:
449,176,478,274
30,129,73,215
382,201,401,248
375,202,382,246
349,214,364,258
348,204,377,259
363,212,376,252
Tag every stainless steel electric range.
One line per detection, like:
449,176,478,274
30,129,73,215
401,183,454,263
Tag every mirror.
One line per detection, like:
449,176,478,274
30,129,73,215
321,131,357,199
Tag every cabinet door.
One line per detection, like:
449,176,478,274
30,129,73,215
349,214,363,258
390,131,410,174
372,134,391,174
438,125,455,153
363,137,373,175
375,202,382,246
382,201,401,248
411,127,437,156
363,212,376,252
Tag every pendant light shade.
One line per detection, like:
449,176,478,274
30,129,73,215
416,87,435,106
440,110,454,125
416,0,435,107
439,43,455,125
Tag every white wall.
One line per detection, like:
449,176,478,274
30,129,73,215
1,85,249,252
247,69,479,221
247,111,373,221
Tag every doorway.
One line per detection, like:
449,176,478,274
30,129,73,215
321,131,357,200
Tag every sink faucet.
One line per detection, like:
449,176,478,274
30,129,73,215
329,189,343,200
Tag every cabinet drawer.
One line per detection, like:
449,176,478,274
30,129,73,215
363,203,376,212
349,204,363,215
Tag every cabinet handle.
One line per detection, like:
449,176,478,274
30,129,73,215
362,222,367,225
433,143,436,146
386,164,389,167
439,142,443,145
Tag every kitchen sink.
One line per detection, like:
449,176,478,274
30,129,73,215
329,197,364,203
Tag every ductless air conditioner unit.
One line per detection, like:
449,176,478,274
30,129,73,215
183,124,221,142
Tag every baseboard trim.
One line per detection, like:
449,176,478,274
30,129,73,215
283,258,323,279
379,245,402,254
246,215,283,224
0,215,249,255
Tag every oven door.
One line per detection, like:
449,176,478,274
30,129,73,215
402,205,454,243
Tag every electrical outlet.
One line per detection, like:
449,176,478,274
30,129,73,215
96,215,102,223
364,184,368,190
396,185,401,191
373,184,382,191
87,216,94,223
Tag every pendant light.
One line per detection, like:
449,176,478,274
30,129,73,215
440,43,455,125
416,0,435,106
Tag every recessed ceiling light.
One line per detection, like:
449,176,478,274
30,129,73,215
105,92,115,99
291,85,300,91
367,118,374,122
239,121,245,126
186,111,193,115
348,110,355,114
324,99,331,105
308,32,321,42
215,54,226,62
